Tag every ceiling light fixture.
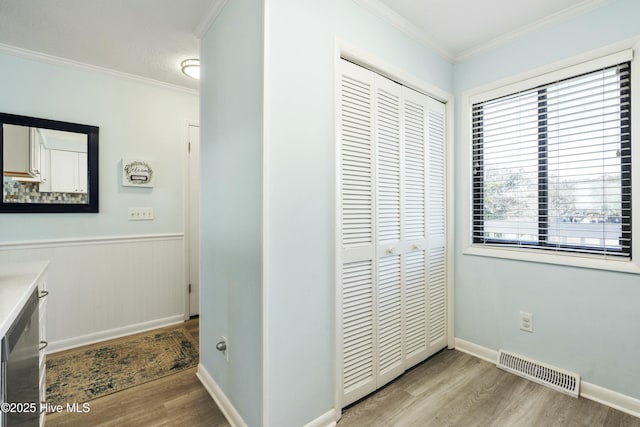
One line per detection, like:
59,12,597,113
181,59,200,79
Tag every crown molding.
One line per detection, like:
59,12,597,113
455,0,612,61
354,0,611,64
0,42,198,95
193,0,229,39
353,0,455,62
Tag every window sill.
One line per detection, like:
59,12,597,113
463,244,640,275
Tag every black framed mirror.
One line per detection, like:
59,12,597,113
0,113,99,213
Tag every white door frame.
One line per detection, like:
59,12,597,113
184,121,201,319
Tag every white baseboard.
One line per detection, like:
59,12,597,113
302,409,337,427
581,381,640,419
197,364,248,427
454,337,640,419
454,337,499,364
47,315,184,354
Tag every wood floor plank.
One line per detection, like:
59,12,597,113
339,350,640,427
46,367,229,427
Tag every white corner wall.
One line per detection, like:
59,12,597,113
199,0,264,426
264,1,452,426
198,0,453,426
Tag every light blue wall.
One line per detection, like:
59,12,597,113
454,0,640,399
199,0,263,425
0,52,198,241
200,1,452,426
265,1,451,426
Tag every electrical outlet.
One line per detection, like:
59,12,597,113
127,207,154,220
520,311,533,332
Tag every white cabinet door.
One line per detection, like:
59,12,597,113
49,150,87,193
2,124,30,175
39,145,51,192
339,59,448,407
77,152,88,193
50,150,77,192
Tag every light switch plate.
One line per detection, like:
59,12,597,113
128,207,154,220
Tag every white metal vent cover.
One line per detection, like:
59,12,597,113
497,350,580,398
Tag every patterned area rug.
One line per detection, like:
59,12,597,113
46,326,198,406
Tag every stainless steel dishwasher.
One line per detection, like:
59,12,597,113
1,288,40,427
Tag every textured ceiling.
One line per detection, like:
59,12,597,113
0,0,607,90
0,0,213,90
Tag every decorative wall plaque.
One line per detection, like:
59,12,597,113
122,159,154,187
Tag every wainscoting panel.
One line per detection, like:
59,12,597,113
0,234,185,353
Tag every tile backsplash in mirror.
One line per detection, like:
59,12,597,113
3,178,87,204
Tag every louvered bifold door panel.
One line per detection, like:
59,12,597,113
404,249,428,366
400,87,430,366
374,76,405,387
339,60,377,406
403,91,427,243
426,98,448,353
342,260,376,401
376,77,402,244
427,247,446,348
341,62,375,250
376,254,404,386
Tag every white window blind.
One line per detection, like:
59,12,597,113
472,61,631,257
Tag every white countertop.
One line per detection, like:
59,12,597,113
0,261,48,339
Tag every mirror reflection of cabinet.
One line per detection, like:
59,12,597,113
24,128,89,194
2,124,39,180
47,150,87,194
29,128,42,178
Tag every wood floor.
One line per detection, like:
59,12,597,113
46,318,230,427
339,349,640,427
45,319,640,426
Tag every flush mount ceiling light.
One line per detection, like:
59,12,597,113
181,59,200,79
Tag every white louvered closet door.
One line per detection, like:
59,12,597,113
375,75,404,388
340,60,378,404
339,59,448,407
425,94,447,354
402,87,430,368
401,86,448,367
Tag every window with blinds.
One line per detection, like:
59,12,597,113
472,61,631,257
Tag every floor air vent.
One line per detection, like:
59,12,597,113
497,350,580,398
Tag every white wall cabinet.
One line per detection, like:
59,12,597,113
2,124,42,182
2,124,30,176
338,60,448,407
48,150,87,194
